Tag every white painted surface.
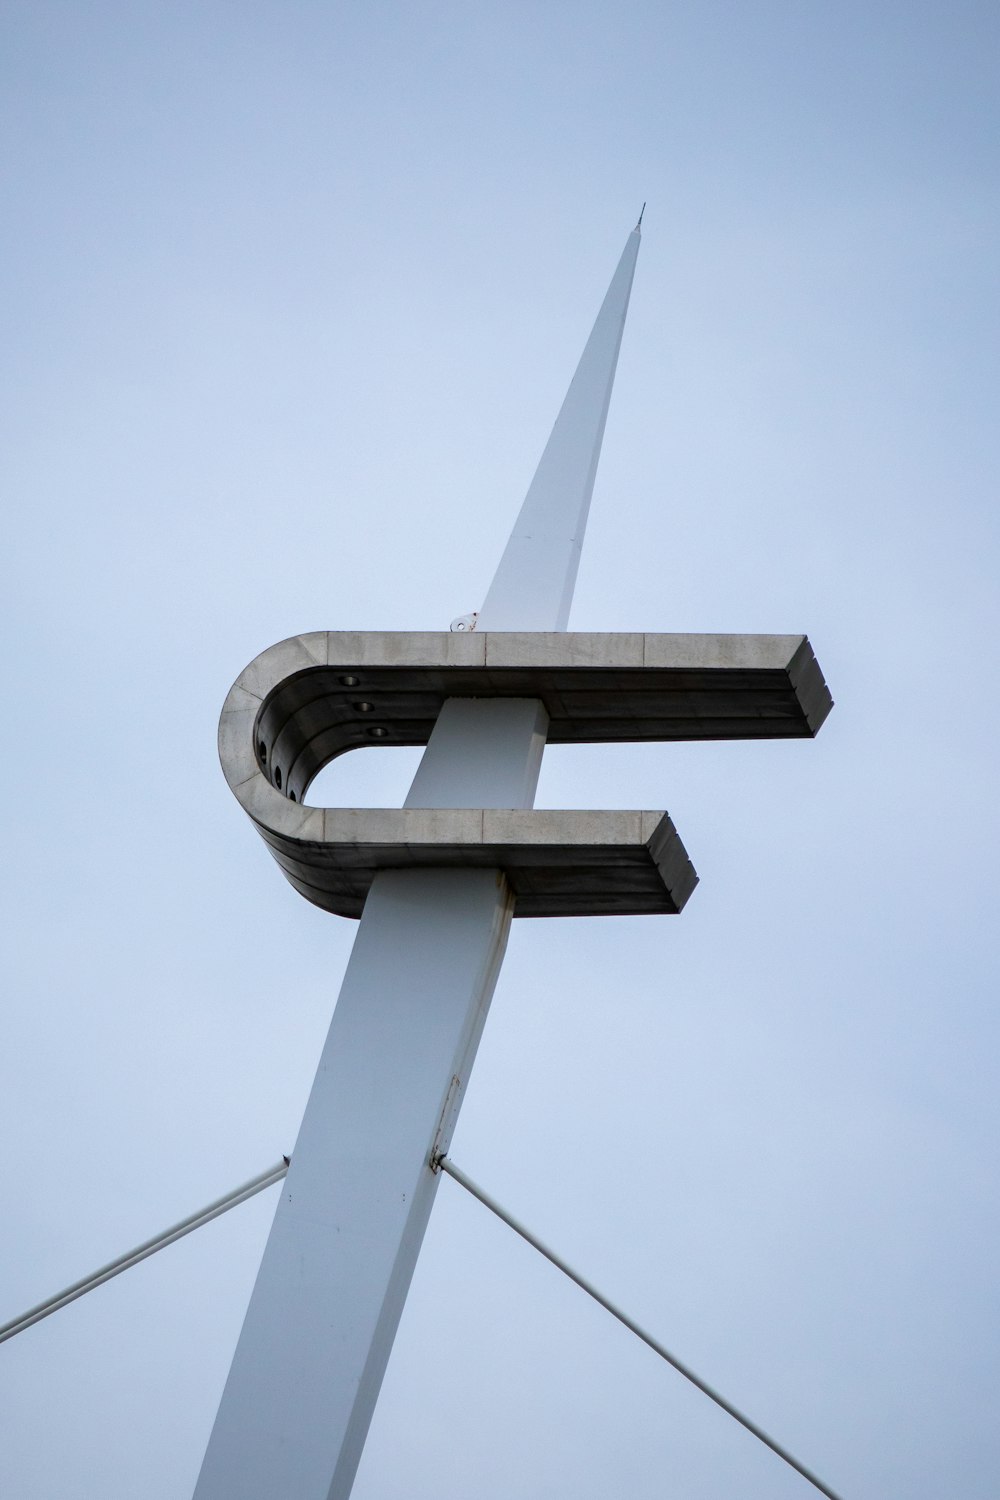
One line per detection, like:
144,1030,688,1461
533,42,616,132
194,865,517,1500
477,227,641,632
404,698,548,810
195,228,641,1498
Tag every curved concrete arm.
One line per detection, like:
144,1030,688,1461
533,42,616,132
218,629,831,919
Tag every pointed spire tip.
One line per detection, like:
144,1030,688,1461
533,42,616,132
635,201,646,232
478,218,641,631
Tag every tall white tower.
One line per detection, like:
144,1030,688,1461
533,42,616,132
199,221,831,1499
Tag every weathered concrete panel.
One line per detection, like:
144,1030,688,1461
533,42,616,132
223,629,833,805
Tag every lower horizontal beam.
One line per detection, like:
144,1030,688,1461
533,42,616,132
256,807,697,918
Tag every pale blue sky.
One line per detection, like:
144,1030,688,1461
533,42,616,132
2,4,998,1496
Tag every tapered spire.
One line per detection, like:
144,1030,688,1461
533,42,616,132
477,224,641,632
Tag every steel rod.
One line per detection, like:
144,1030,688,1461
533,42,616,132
437,1154,845,1500
0,1160,289,1346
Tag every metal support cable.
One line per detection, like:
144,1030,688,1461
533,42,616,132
436,1154,845,1500
2,1148,846,1500
0,1160,289,1346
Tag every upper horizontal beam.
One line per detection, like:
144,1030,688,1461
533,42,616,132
220,631,832,805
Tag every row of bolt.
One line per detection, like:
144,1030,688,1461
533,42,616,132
258,678,388,797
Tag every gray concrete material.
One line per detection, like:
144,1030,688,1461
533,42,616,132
786,635,835,735
485,629,645,669
217,626,829,918
253,807,696,918
235,630,327,702
219,628,832,806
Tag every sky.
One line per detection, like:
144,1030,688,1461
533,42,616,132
2,2,998,1496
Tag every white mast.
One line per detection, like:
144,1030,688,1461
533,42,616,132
194,224,641,1500
478,222,641,631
